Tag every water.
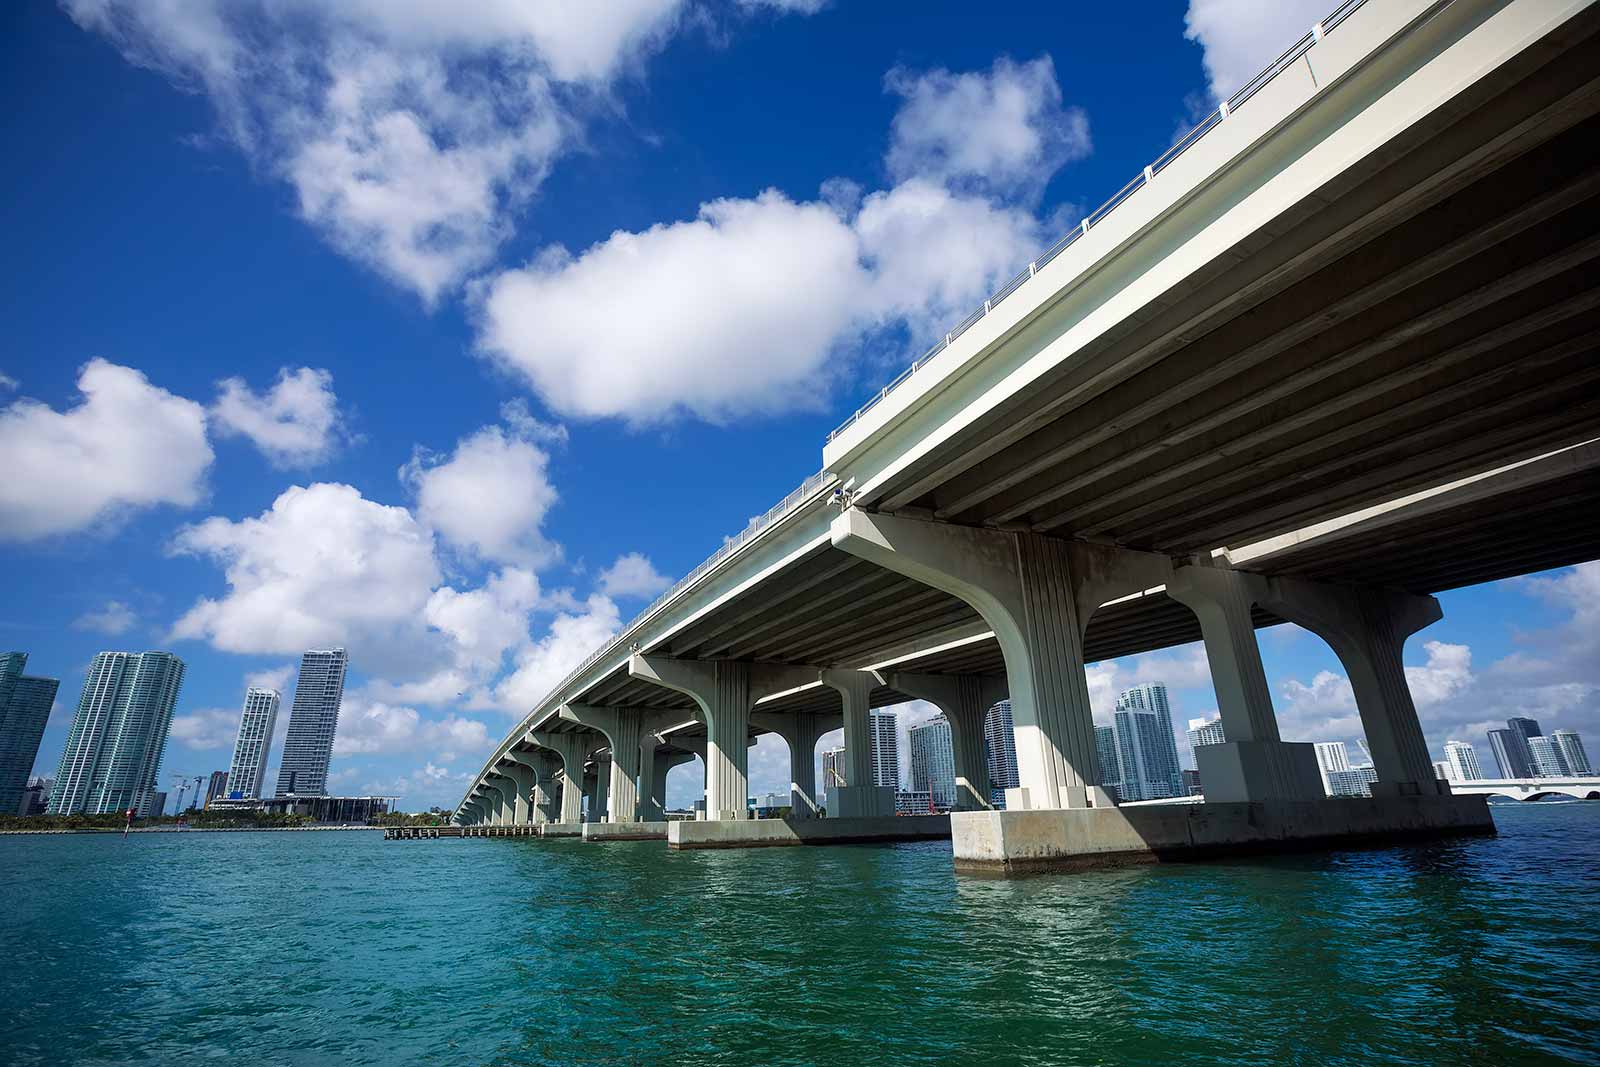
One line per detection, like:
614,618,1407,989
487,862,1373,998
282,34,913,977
3,804,1597,1067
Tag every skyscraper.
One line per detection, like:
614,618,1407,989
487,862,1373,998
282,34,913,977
1551,730,1591,775
1444,740,1482,782
1527,736,1568,778
1187,716,1226,750
1486,728,1531,779
984,701,1019,804
228,687,281,799
868,708,899,789
820,747,844,808
275,649,347,797
1113,683,1182,801
49,651,185,815
205,770,230,807
1314,741,1351,795
1094,724,1121,800
1506,716,1542,775
0,652,61,816
908,714,956,810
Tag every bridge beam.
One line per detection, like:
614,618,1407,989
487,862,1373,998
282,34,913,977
832,507,1168,810
1167,564,1323,802
629,655,818,820
750,710,842,817
890,671,1007,810
532,730,589,824
1252,575,1449,798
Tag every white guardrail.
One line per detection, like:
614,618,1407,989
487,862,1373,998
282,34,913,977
825,0,1372,443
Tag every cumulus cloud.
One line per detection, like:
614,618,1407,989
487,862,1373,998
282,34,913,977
0,372,17,391
598,553,672,599
72,600,137,635
1277,639,1477,756
333,693,491,761
488,594,622,714
1184,0,1329,102
401,404,563,565
884,56,1089,198
170,707,243,750
0,359,212,542
211,367,346,468
244,664,294,694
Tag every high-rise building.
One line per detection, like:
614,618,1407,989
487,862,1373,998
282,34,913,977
1551,730,1591,775
1186,716,1226,750
17,776,53,816
0,652,61,816
868,708,899,789
908,714,956,810
228,687,281,799
1527,736,1568,778
48,652,185,816
148,790,167,817
275,649,347,797
205,770,230,807
1113,683,1182,801
984,702,1019,805
820,747,845,808
1094,724,1121,800
1432,759,1453,782
1486,728,1531,779
1327,765,1378,797
1506,716,1542,775
1314,741,1351,795
1182,768,1203,796
1444,740,1482,782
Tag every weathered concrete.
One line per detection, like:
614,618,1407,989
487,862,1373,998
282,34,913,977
668,814,951,850
950,795,1494,875
539,822,584,838
582,821,669,842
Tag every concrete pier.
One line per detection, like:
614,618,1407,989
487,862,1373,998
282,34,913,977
582,821,669,842
540,822,584,838
950,795,1494,875
668,814,950,850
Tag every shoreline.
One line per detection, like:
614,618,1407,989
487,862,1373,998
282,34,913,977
0,825,391,835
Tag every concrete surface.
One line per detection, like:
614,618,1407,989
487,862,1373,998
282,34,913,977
668,814,951,850
582,821,669,842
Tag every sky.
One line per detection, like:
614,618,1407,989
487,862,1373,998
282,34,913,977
2,0,1595,814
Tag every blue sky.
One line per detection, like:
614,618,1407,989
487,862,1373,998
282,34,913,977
3,0,1595,812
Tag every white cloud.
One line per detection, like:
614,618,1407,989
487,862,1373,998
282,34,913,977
401,406,562,566
211,366,345,468
169,482,442,662
244,664,294,694
1277,639,1476,754
0,372,17,391
0,359,212,542
488,594,621,714
170,707,242,750
72,600,137,635
1184,0,1329,102
884,56,1089,198
737,0,829,13
598,553,672,599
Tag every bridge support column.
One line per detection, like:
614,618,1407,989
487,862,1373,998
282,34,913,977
497,761,534,824
891,672,1007,810
1253,576,1450,798
562,707,681,823
819,670,893,817
630,655,816,820
646,746,697,819
833,508,1168,810
1167,565,1322,802
511,749,560,824
752,711,840,817
480,779,507,825
491,772,522,824
533,731,588,824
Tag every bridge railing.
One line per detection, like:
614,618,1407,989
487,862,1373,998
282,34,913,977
825,0,1371,445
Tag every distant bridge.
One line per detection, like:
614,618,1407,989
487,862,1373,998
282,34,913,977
1451,777,1600,801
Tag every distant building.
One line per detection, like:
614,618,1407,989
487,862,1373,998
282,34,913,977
1187,716,1226,750
1444,740,1483,782
1551,730,1591,775
17,776,53,816
1527,736,1568,777
0,652,61,815
1182,768,1203,796
1432,760,1453,782
984,701,1019,805
908,714,956,811
49,651,185,816
894,789,933,815
1113,684,1182,801
869,709,899,790
207,794,394,823
1486,728,1531,779
1326,765,1378,797
275,649,347,797
1094,724,1121,801
1506,716,1543,775
820,747,845,809
205,770,230,807
228,687,281,799
1315,741,1352,795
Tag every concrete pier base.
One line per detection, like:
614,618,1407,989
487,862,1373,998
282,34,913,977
539,822,584,838
582,821,668,842
951,795,1494,875
668,814,950,850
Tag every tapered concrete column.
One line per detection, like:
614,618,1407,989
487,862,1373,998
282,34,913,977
533,730,588,824
507,749,559,824
630,655,816,820
833,508,1168,809
647,748,697,818
1167,566,1280,743
1254,575,1450,797
480,779,506,825
818,670,893,817
561,706,681,823
497,761,534,824
890,672,1007,809
751,711,840,817
492,772,523,824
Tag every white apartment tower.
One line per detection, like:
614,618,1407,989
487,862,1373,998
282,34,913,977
1443,740,1482,782
869,708,900,789
227,687,281,799
49,651,185,815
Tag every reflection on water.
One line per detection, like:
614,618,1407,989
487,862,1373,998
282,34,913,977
3,803,1598,1066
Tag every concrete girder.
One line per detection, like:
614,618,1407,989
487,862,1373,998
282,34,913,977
629,654,816,820
889,671,1007,810
532,730,589,824
832,507,1170,810
749,709,843,817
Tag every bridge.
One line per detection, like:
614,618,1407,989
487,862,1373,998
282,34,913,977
1451,777,1600,801
455,0,1600,872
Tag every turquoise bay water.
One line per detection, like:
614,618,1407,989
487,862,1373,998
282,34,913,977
3,804,1598,1066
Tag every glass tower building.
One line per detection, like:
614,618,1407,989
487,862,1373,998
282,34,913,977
228,687,281,799
1551,730,1591,775
868,708,899,789
1113,683,1182,801
275,649,347,797
908,714,956,810
1094,724,1121,800
1486,728,1531,778
0,652,61,815
1527,736,1568,777
1444,740,1482,782
49,651,185,815
984,701,1019,804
